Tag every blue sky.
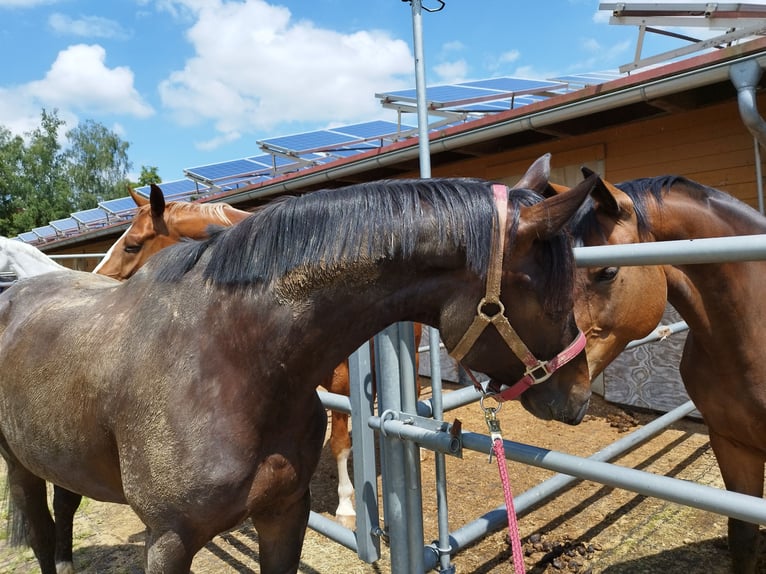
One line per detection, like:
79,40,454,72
0,0,711,182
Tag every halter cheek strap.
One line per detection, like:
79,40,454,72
449,183,586,402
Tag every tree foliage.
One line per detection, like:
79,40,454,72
0,109,136,237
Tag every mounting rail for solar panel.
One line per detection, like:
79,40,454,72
601,2,766,72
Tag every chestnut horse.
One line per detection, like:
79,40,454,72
0,172,597,573
92,185,252,280
93,183,419,526
550,167,766,573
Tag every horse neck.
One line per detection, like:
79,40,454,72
213,248,471,388
647,187,766,350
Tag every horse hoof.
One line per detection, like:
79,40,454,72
336,513,356,529
56,562,75,574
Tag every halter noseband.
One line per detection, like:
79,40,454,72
449,183,586,402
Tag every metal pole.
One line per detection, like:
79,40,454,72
574,233,766,266
376,325,411,574
397,322,425,574
410,0,432,179
347,343,381,562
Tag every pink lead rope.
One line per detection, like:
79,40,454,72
483,399,526,574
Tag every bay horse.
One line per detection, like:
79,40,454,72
539,162,766,573
93,183,419,526
0,171,597,574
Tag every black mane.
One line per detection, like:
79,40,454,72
152,178,575,314
570,175,715,243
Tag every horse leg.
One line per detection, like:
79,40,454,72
52,485,82,574
3,460,56,574
708,430,764,573
330,409,355,526
251,488,311,574
327,361,355,526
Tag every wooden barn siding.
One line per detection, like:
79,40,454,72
421,93,764,208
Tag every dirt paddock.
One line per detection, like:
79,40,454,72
1,379,765,573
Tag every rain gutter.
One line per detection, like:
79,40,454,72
729,59,766,213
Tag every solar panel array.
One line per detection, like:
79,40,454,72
15,73,622,246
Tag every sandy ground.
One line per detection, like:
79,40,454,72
1,381,764,573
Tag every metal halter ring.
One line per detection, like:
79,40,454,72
479,394,502,415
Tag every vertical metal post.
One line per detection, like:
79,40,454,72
376,325,410,573
397,322,425,573
428,325,454,573
347,343,381,562
410,0,432,179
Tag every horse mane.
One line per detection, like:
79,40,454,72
152,178,575,315
571,175,744,243
165,201,241,226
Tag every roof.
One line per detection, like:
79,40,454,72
28,33,766,251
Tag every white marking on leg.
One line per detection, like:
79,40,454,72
335,447,355,518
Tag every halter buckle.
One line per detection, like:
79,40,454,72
524,361,553,385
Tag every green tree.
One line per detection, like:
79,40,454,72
65,119,132,209
137,165,162,187
11,109,72,233
0,126,26,236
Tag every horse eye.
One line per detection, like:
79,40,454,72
595,266,619,282
124,244,142,254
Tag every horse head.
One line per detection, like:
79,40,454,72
439,161,599,425
93,184,251,281
532,162,668,380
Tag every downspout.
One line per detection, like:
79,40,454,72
730,60,766,213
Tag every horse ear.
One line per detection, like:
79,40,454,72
513,153,551,194
149,184,166,218
518,172,598,239
587,174,634,221
128,187,150,207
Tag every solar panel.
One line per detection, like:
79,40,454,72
18,231,40,243
32,225,57,240
185,158,270,184
552,71,623,86
50,217,80,236
72,208,109,227
377,77,567,109
259,130,361,154
462,77,566,94
134,179,201,201
100,196,139,217
331,120,412,141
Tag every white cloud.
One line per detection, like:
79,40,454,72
593,9,611,24
498,50,521,65
48,13,130,39
158,0,413,149
25,44,154,118
433,60,468,84
441,40,464,53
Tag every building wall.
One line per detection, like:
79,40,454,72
413,94,764,208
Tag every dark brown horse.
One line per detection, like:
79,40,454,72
92,183,419,526
544,165,766,573
0,171,596,573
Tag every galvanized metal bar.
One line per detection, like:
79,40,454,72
396,322,426,574
428,325,455,573
461,432,766,525
368,415,460,455
376,325,411,574
423,400,699,567
307,512,358,553
574,234,766,266
347,342,381,562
